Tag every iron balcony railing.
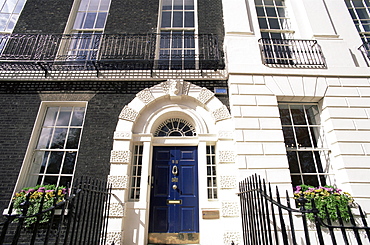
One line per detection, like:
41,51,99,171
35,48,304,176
0,33,224,73
259,38,326,68
358,41,370,63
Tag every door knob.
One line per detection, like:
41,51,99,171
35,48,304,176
172,165,178,175
172,185,177,190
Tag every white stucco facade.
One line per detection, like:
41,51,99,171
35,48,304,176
102,0,370,244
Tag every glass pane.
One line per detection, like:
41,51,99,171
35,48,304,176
56,108,72,126
290,105,306,125
2,0,16,13
83,13,96,29
161,12,171,27
46,151,64,174
43,176,58,185
174,0,183,10
79,0,90,11
314,151,324,173
37,151,50,174
62,152,76,174
88,0,99,11
173,12,183,27
99,0,110,11
268,18,280,29
310,127,320,147
37,128,53,149
295,127,312,147
265,7,277,17
14,0,25,13
282,127,295,147
303,175,319,187
71,107,85,126
184,0,193,10
298,151,316,173
44,107,59,126
50,128,67,149
5,13,16,31
258,17,268,29
184,12,194,27
0,14,9,31
287,151,299,173
256,7,265,16
279,105,291,125
73,12,85,29
95,12,107,28
305,105,319,125
59,176,72,187
66,128,81,149
291,175,302,186
162,0,172,10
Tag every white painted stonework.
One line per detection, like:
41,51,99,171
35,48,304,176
105,0,370,244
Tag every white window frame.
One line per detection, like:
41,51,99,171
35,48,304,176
13,101,87,194
206,145,217,200
345,0,370,43
278,103,331,187
156,0,199,69
129,144,144,201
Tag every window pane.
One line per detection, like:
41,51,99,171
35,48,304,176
66,128,81,149
71,107,85,126
88,0,99,11
290,105,306,125
95,12,107,28
43,176,58,185
46,151,64,174
59,176,72,187
184,12,194,27
14,0,25,13
184,0,193,10
62,152,76,174
173,12,183,27
99,0,110,11
256,7,265,16
2,0,16,13
258,18,268,29
295,127,312,147
50,128,67,149
163,0,172,10
79,0,90,11
84,13,96,29
305,105,319,125
161,12,171,27
174,0,182,10
287,151,299,173
268,18,280,29
37,128,52,149
298,151,316,173
56,108,72,126
44,107,59,126
303,175,319,187
291,175,302,186
282,127,295,147
265,7,277,17
279,105,291,125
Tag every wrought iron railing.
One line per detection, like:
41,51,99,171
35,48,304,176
259,38,326,68
0,176,112,245
0,33,224,74
238,174,370,245
358,42,370,63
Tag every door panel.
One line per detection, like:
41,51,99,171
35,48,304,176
149,146,199,243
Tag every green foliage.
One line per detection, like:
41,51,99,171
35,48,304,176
12,185,67,227
294,185,354,222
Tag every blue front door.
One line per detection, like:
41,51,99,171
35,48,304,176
149,146,199,243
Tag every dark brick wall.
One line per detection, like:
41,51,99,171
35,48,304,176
0,94,40,212
13,0,74,34
198,0,225,45
105,0,159,34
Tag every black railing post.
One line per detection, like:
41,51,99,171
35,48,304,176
12,192,32,245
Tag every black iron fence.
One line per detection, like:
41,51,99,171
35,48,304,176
0,33,224,73
0,176,112,245
238,174,370,245
259,38,326,68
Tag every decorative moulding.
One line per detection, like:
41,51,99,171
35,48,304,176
161,79,190,96
220,176,237,189
223,231,241,245
197,87,214,104
106,232,122,245
109,203,126,218
113,131,132,140
110,150,131,164
136,88,155,104
219,151,235,163
218,131,233,139
222,201,240,217
119,106,139,122
212,105,231,122
108,175,128,189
